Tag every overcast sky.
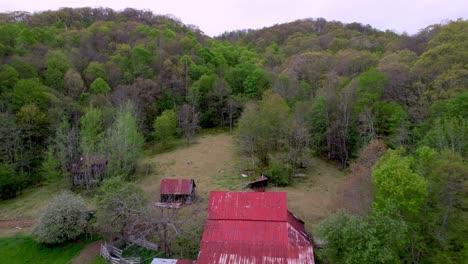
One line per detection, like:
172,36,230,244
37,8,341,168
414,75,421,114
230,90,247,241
1,0,467,36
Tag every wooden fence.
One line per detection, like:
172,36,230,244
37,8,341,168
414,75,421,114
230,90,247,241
100,242,141,264
129,238,159,251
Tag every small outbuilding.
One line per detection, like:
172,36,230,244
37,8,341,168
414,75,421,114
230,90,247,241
245,175,269,192
159,178,196,205
71,155,108,187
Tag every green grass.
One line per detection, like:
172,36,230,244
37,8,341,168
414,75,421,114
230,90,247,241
122,245,164,264
0,236,88,264
90,256,106,264
214,171,247,191
0,184,59,220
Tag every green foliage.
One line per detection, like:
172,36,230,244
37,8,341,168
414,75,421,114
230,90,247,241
107,102,144,178
0,163,24,200
10,58,37,79
131,46,153,78
32,191,88,244
328,37,351,53
421,116,467,155
426,151,468,262
90,77,111,94
95,177,148,240
44,51,71,90
429,92,468,119
266,162,290,186
84,61,106,84
188,63,211,81
430,64,468,100
16,104,50,174
0,24,21,55
16,28,37,53
237,91,290,168
40,147,61,183
0,236,88,264
80,107,105,157
243,68,267,98
411,148,468,263
416,21,468,75
225,62,264,95
299,98,328,154
153,109,177,144
355,68,386,111
190,73,217,97
0,65,19,91
316,211,407,264
372,149,428,215
172,226,204,259
10,78,48,111
374,101,407,146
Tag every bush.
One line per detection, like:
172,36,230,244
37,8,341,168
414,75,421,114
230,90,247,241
266,162,290,186
33,191,88,244
0,163,24,200
153,109,177,144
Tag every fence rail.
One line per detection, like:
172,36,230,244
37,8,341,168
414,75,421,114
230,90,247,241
130,238,159,251
100,242,141,264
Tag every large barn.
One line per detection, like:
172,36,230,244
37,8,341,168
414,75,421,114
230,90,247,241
159,178,196,205
196,191,315,263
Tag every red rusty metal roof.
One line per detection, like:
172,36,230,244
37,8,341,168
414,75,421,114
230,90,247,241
197,191,315,264
160,179,195,195
208,191,287,221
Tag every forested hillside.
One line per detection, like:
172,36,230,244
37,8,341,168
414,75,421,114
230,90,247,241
0,8,466,263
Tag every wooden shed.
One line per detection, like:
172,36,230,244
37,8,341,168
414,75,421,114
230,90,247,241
71,155,108,187
245,175,269,192
160,179,196,205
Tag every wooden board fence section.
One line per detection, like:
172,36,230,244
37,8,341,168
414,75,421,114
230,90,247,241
100,242,141,264
130,238,159,251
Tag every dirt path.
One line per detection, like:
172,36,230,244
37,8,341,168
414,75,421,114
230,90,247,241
0,219,34,229
71,240,102,264
0,220,35,237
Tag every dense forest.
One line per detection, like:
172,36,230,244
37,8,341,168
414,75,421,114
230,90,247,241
0,8,466,263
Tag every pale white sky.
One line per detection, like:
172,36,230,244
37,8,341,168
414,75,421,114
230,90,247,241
1,0,467,36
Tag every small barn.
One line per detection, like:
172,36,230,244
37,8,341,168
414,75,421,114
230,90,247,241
71,155,108,187
159,179,196,205
245,175,269,192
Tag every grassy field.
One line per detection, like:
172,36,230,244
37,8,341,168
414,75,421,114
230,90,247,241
0,236,88,264
0,183,59,221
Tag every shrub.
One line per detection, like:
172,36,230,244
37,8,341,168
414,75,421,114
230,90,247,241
153,109,177,144
266,162,290,186
0,163,24,200
33,191,88,244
